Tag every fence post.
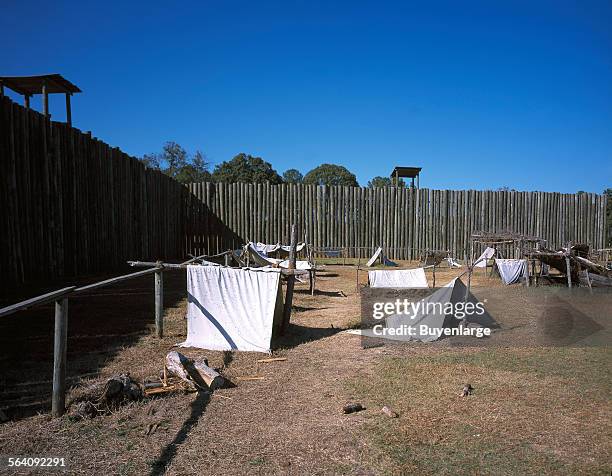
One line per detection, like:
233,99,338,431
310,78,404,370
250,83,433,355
565,256,572,288
155,264,164,338
52,298,69,417
281,225,297,335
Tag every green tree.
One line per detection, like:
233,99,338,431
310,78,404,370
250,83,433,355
283,169,303,184
141,142,211,184
141,153,161,170
303,164,358,186
212,153,282,184
368,176,407,187
175,151,212,183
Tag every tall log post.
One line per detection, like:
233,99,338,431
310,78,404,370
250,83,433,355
65,93,72,126
52,298,69,417
433,262,436,288
155,264,164,338
42,81,49,117
281,225,297,334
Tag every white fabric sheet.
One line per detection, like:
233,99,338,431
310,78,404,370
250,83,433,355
279,260,312,270
245,243,283,266
353,277,497,343
253,242,280,256
474,247,496,267
178,266,283,352
366,247,383,267
369,268,429,288
279,243,306,253
495,259,528,285
447,257,462,268
252,242,306,256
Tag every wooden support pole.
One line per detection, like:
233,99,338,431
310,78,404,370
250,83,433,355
465,266,473,303
52,298,69,417
432,262,436,288
224,253,230,266
0,82,3,97
65,93,72,126
155,265,164,338
281,225,297,335
24,95,30,109
585,270,593,293
565,255,572,288
42,81,49,117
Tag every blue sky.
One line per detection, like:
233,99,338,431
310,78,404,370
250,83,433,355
2,0,611,192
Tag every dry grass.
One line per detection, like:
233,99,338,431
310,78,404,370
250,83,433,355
0,263,610,475
347,346,611,475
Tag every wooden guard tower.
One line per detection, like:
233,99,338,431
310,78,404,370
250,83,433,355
390,166,422,188
0,74,81,126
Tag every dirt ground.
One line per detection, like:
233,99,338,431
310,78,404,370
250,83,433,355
0,264,610,475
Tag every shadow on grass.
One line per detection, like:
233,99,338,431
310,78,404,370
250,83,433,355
292,305,330,313
275,323,342,349
316,272,340,278
0,270,188,421
294,289,346,297
150,391,211,476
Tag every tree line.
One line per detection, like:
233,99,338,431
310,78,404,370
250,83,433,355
140,141,404,188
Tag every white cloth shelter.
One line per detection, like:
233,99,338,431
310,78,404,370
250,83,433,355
352,277,497,343
253,242,281,256
279,259,313,270
366,247,383,267
252,242,306,257
369,268,429,288
279,243,306,253
366,247,398,267
245,243,283,266
495,259,529,285
447,257,462,268
178,266,284,352
246,243,312,271
474,247,496,267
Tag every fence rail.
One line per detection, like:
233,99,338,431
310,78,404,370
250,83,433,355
187,182,607,260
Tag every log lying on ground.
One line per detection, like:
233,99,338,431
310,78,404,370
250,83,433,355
165,351,224,391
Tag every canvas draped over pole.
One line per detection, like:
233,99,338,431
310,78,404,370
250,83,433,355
495,259,529,285
474,247,496,267
368,268,429,288
179,266,284,352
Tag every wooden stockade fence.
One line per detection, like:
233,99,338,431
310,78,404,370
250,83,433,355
0,96,233,288
1,95,607,288
188,182,607,260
